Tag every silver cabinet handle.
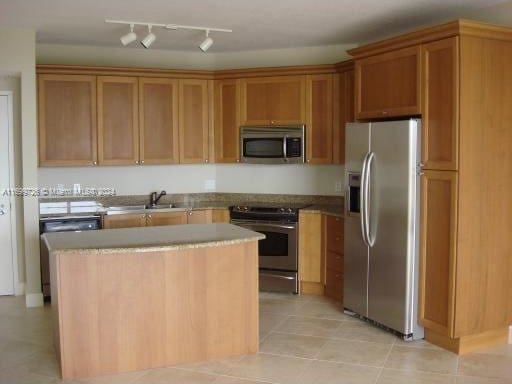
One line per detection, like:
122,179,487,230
135,160,139,164
141,160,144,164
93,161,97,165
0,209,5,215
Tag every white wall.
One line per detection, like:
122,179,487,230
0,29,40,306
38,164,345,196
36,43,354,69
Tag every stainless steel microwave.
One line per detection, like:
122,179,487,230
240,125,305,164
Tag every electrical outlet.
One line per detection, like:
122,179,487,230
335,181,342,193
204,179,216,191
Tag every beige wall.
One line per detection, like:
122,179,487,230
38,164,344,196
0,76,25,290
0,29,40,306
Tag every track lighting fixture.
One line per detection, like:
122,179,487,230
120,24,137,46
105,19,232,51
141,25,156,49
199,30,213,52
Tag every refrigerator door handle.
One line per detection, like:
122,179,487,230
360,152,370,246
365,152,376,247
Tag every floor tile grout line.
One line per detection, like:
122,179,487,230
372,341,396,384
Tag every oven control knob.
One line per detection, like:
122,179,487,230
287,208,293,213
279,208,286,213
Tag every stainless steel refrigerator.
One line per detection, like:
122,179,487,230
344,119,424,340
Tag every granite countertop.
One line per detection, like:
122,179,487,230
301,204,344,218
42,223,265,254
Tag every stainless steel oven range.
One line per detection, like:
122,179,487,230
230,204,308,294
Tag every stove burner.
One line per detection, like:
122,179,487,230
230,204,310,222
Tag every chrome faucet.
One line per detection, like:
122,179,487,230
149,190,166,207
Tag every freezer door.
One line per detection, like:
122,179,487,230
366,119,420,334
344,123,370,316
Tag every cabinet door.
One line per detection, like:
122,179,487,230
305,74,333,164
298,211,324,294
139,78,179,164
325,268,343,302
179,79,209,164
421,37,459,171
97,76,139,165
102,213,146,229
214,79,240,163
187,210,212,224
38,74,97,166
355,46,421,119
146,211,187,227
212,209,230,223
418,170,458,337
333,70,354,164
241,76,306,125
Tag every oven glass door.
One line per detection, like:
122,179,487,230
232,221,297,271
243,138,284,158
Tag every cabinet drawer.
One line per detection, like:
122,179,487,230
325,268,343,302
326,250,343,273
326,215,344,253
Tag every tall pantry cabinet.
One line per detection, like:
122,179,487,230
349,19,512,354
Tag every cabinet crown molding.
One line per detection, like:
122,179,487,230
348,19,512,59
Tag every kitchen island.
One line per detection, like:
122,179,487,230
42,223,264,380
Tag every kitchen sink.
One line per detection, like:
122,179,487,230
108,205,146,211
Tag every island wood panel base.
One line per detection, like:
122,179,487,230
51,242,259,380
424,327,509,355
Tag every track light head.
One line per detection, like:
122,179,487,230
141,25,156,49
120,24,137,46
199,30,213,52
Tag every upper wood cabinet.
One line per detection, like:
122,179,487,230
419,170,458,337
305,74,333,164
97,76,139,165
240,76,306,125
214,79,241,163
178,79,209,164
139,78,179,164
38,74,97,166
355,46,421,119
421,37,459,171
333,69,354,164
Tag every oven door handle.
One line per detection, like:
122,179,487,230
231,221,296,230
260,273,295,280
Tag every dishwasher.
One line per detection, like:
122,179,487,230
40,216,101,300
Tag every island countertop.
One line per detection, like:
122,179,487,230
42,223,265,254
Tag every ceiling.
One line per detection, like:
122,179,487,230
0,0,510,52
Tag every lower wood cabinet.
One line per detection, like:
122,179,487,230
146,211,187,227
419,170,458,337
102,213,147,229
298,211,344,300
298,211,324,294
102,209,230,229
324,215,344,303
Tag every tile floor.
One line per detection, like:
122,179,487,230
0,292,511,383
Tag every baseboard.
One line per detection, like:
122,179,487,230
25,292,44,307
15,282,25,296
425,327,509,355
300,281,324,295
